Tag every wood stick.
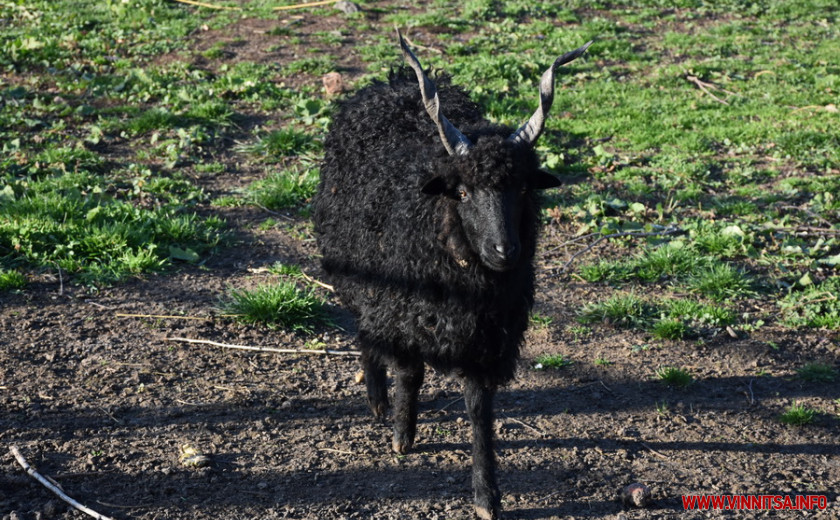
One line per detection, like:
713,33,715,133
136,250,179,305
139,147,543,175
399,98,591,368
640,441,670,461
165,336,361,357
116,313,213,320
301,271,335,292
501,413,549,438
171,0,241,9
273,0,338,11
686,75,731,105
10,446,117,520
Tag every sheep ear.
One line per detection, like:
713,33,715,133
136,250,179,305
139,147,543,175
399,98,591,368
531,170,562,189
421,176,448,195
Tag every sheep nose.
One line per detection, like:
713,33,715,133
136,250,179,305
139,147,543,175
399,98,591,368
493,243,519,260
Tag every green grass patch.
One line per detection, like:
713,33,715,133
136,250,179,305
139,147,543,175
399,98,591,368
651,318,687,340
533,353,572,370
684,262,755,302
779,402,818,426
578,293,656,328
655,366,693,388
219,282,328,333
0,269,27,291
796,363,837,384
245,167,319,210
779,278,840,329
530,313,554,329
238,128,319,160
1,167,224,285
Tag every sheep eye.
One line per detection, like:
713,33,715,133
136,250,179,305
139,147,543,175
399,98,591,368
457,188,469,200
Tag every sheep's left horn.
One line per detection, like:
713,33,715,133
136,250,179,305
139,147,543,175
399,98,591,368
398,31,472,156
508,41,593,147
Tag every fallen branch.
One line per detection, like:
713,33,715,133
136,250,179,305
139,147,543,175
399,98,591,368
165,336,361,357
10,446,116,520
639,441,670,461
171,0,241,9
301,271,335,292
273,0,338,11
557,226,684,272
501,413,549,438
686,75,733,106
117,313,214,320
435,396,464,414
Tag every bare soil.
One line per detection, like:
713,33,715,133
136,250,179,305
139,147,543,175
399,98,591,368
2,6,839,520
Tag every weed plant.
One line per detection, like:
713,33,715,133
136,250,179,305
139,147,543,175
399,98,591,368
220,282,328,333
655,366,693,388
779,403,817,426
796,363,837,384
246,167,320,210
0,269,27,291
533,354,572,370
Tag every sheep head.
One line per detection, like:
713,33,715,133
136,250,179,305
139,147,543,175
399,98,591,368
422,136,562,272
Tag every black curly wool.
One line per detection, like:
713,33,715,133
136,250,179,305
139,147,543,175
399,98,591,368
313,68,545,387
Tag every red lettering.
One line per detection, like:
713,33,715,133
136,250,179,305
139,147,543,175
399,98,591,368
682,494,828,511
681,496,697,509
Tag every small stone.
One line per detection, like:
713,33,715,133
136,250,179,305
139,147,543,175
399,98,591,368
621,482,651,508
335,0,360,14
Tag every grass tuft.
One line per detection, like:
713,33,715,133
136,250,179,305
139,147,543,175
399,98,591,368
655,366,693,388
796,363,837,383
0,269,27,291
246,167,319,210
219,282,328,333
685,262,754,301
779,278,840,329
533,353,572,370
779,402,818,426
578,293,656,328
651,318,687,340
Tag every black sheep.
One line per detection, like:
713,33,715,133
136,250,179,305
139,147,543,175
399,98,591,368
313,33,591,519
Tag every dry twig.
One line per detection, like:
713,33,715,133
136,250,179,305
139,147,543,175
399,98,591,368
501,413,549,438
686,75,735,105
301,271,335,292
171,0,241,9
274,0,338,11
166,336,361,357
117,313,214,320
640,441,670,461
10,446,116,520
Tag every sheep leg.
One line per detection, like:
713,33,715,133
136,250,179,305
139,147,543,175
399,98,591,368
391,360,424,454
464,378,500,520
360,350,388,420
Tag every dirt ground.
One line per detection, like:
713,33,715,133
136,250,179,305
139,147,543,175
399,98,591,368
2,5,840,520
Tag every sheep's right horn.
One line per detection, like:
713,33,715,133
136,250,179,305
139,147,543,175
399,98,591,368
398,31,473,156
508,41,593,147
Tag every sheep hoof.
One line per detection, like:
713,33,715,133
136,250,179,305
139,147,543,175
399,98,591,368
474,505,499,520
391,438,412,455
370,403,388,421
